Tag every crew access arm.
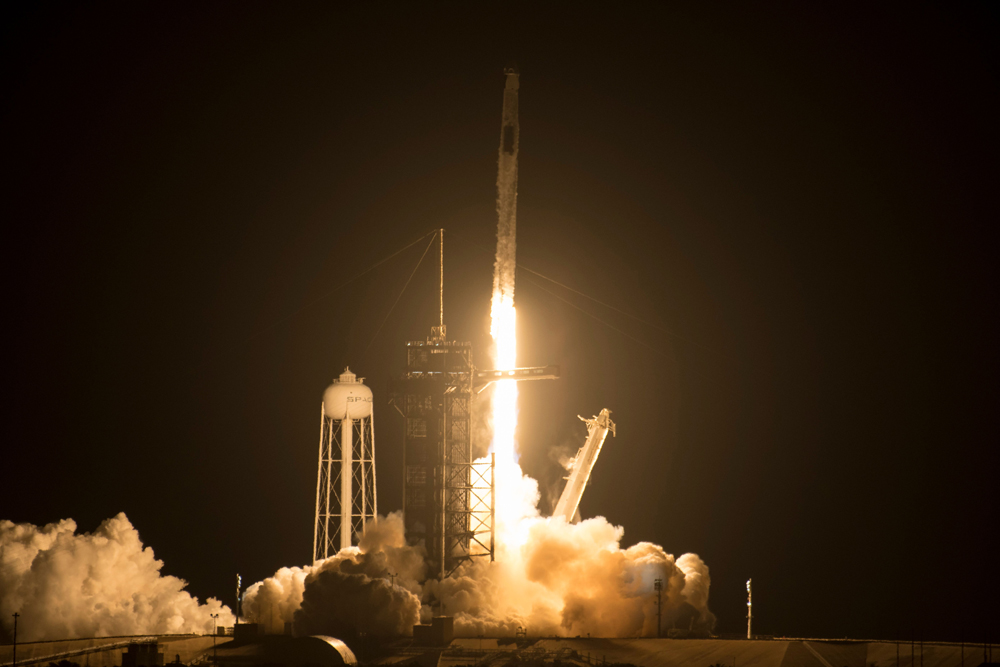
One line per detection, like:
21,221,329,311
552,409,616,523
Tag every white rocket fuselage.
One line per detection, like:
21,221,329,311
494,69,519,301
553,409,616,522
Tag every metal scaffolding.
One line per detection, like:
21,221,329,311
393,334,494,578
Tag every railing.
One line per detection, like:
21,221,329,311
0,636,201,667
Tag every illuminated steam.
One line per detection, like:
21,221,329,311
431,515,714,636
243,512,424,637
244,506,714,637
0,513,233,642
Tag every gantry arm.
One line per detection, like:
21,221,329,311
474,365,560,392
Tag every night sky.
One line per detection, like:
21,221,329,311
4,4,997,643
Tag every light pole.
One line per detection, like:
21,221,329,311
210,613,219,666
746,579,752,640
11,612,19,667
654,578,663,638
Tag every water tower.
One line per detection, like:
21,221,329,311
313,367,377,562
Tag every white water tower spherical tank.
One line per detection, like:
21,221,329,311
323,367,373,420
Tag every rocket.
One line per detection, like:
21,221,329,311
493,68,519,301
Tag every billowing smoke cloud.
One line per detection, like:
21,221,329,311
426,496,714,637
238,564,309,634
0,469,712,643
295,566,419,639
0,513,233,642
242,512,424,638
244,471,715,639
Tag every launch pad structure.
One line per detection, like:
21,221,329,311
552,409,616,523
392,325,560,578
392,327,494,578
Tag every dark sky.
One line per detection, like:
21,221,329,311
4,3,997,643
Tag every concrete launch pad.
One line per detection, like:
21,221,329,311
514,637,991,667
4,635,994,667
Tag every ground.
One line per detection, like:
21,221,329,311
3,635,996,667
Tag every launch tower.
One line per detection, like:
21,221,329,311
388,230,495,578
313,368,377,562
394,329,496,578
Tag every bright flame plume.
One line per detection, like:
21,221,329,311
490,292,518,463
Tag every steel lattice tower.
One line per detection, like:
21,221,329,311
392,332,495,578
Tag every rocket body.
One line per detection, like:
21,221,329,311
493,69,519,304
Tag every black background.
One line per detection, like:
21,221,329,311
3,3,997,643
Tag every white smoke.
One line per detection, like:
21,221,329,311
428,461,715,637
243,469,715,639
0,513,234,642
242,512,424,638
0,462,712,643
238,564,309,634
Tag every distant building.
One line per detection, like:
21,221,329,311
412,616,454,647
121,642,163,667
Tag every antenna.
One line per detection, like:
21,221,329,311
438,229,444,329
430,229,446,342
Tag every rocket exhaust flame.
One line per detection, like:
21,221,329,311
490,295,518,464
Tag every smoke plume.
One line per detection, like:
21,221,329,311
242,512,424,638
0,513,233,642
244,470,714,639
426,462,715,637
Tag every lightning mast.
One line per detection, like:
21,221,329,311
394,232,493,577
